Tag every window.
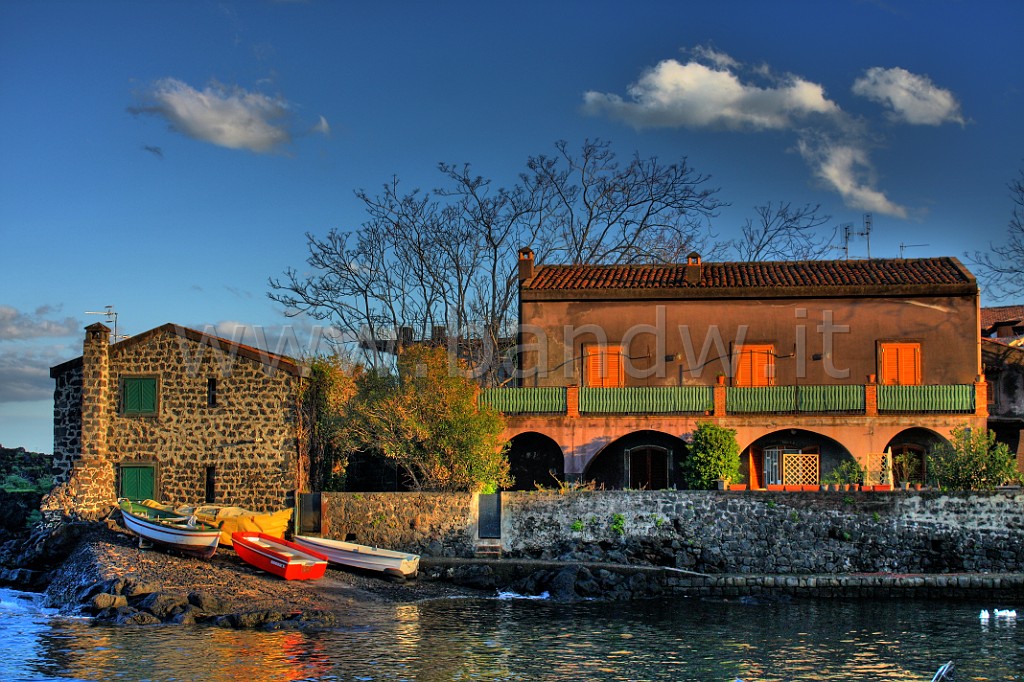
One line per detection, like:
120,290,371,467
879,342,921,385
205,466,216,503
207,378,218,407
734,344,775,386
583,344,624,387
119,464,155,500
122,377,158,415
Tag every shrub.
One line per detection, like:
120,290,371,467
682,423,740,490
928,426,1021,491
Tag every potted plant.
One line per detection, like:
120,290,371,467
829,459,865,491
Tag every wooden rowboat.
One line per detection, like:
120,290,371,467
118,499,221,559
231,532,329,581
292,534,419,580
135,500,293,548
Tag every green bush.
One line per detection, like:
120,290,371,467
928,426,1021,491
682,423,740,490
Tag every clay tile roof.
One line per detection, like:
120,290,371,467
524,257,974,294
981,304,1024,330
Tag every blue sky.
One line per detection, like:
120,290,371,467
2,0,1022,453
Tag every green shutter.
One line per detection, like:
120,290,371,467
120,465,154,500
123,378,157,414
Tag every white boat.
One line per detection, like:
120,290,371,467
292,535,419,580
118,499,221,559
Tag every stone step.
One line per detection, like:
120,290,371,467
474,541,502,558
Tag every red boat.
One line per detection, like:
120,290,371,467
231,532,329,581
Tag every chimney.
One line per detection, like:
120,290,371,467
685,252,702,284
81,323,111,462
518,247,535,282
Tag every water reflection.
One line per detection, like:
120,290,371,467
4,588,1021,681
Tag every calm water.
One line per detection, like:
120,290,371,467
2,587,1021,681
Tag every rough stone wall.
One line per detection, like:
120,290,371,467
321,490,1024,574
106,331,301,511
51,365,83,483
320,492,476,557
501,490,1024,574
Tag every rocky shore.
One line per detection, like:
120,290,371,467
2,520,493,630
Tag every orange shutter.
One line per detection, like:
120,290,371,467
584,344,624,387
880,342,920,385
735,345,774,386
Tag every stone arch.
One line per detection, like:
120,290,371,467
505,431,566,491
884,427,949,485
742,429,852,489
582,430,687,490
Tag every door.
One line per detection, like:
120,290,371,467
119,465,154,501
478,492,501,539
627,447,669,490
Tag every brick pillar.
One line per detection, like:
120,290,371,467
974,380,989,418
864,380,877,416
713,383,727,415
566,385,579,417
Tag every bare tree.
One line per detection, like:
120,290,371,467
729,201,835,261
521,139,723,265
268,139,725,382
972,168,1024,300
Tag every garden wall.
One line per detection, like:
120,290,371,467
318,490,1024,575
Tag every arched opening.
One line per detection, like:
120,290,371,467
583,430,687,490
505,432,565,491
884,427,948,486
743,429,852,489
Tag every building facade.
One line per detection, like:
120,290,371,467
46,323,308,519
483,250,987,490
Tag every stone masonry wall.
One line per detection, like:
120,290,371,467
322,490,1024,573
320,492,477,558
51,365,83,483
106,330,301,511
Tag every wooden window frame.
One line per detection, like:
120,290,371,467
121,375,159,416
583,344,624,388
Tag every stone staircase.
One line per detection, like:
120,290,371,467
474,540,502,559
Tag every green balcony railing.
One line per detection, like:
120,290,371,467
726,386,796,413
478,387,566,414
877,384,975,413
796,384,866,412
579,386,714,414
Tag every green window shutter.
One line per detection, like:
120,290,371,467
123,378,157,414
120,465,154,500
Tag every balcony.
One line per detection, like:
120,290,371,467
480,383,980,417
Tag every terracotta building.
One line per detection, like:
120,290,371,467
45,323,308,519
483,250,988,490
981,305,1024,470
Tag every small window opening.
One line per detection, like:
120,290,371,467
207,378,217,407
204,465,216,503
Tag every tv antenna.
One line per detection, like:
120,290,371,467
85,305,120,342
899,243,929,258
842,213,873,259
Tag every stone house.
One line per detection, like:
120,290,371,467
482,250,987,490
45,323,309,519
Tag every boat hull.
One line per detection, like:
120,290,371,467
292,535,419,579
118,500,221,560
232,532,329,581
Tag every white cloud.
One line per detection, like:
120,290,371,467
0,305,79,341
583,55,840,131
132,78,297,153
0,343,77,402
852,67,965,126
312,115,331,136
797,135,908,218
